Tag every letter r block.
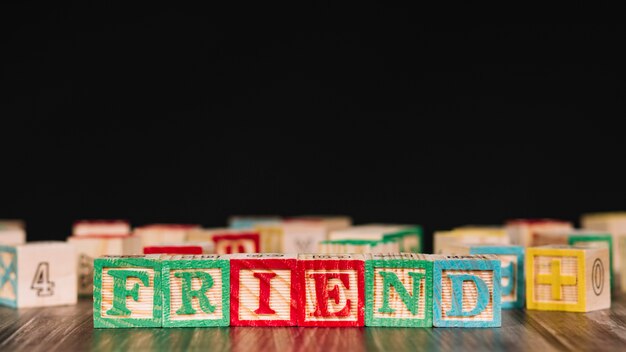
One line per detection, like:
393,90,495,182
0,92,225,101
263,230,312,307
365,253,433,327
297,254,365,327
162,255,230,327
432,255,501,328
229,253,298,326
93,255,163,328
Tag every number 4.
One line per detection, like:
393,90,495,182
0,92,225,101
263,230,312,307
31,262,55,296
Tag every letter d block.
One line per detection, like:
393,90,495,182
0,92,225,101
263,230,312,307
230,253,297,326
162,255,230,327
365,253,433,327
433,255,501,328
297,254,365,327
93,256,162,328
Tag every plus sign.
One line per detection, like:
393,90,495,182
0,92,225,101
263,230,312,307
537,258,577,300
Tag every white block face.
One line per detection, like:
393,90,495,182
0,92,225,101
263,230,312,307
282,225,327,253
303,269,359,322
73,222,131,237
238,269,291,321
0,228,26,245
17,243,77,308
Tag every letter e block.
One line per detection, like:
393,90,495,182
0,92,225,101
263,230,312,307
230,253,298,326
162,255,229,327
297,254,365,327
433,255,501,328
93,255,162,328
365,253,433,327
526,245,610,312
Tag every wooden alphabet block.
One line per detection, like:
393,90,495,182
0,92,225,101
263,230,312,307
254,224,285,252
620,237,626,292
0,225,25,245
93,255,163,328
212,231,260,254
505,219,573,247
281,221,328,253
297,254,365,327
73,220,131,237
228,216,281,229
443,245,524,309
134,224,200,247
432,254,501,327
229,253,298,326
382,226,424,253
144,244,212,255
434,228,510,255
162,255,230,327
318,239,400,254
581,212,626,277
526,245,610,312
288,216,352,232
365,253,433,327
0,242,76,308
67,235,142,296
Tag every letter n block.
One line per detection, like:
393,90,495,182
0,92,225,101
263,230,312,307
526,245,610,312
93,255,162,328
297,254,365,327
162,255,230,327
212,232,260,254
365,253,433,327
433,255,501,327
230,253,298,326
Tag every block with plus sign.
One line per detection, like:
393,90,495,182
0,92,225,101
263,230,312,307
432,254,501,327
365,253,433,327
442,245,524,309
297,254,365,327
526,245,610,312
162,255,230,327
93,255,163,328
0,242,76,308
229,253,298,326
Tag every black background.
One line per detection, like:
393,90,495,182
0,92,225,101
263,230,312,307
2,6,625,251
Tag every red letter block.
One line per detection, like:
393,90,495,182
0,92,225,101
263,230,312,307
229,253,298,326
297,254,365,327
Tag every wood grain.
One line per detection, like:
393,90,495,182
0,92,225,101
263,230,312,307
2,296,626,351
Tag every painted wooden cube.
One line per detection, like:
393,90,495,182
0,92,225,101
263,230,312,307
162,255,230,327
532,230,614,290
382,226,423,253
144,244,212,255
432,254,501,327
526,245,611,312
134,224,200,247
0,242,76,308
228,216,281,229
297,254,365,327
93,255,163,328
67,235,142,296
229,253,298,326
620,237,626,292
365,253,433,327
254,224,285,252
581,212,626,278
0,224,26,245
443,245,524,309
72,220,131,237
505,219,573,247
434,228,510,255
212,231,260,254
281,221,328,253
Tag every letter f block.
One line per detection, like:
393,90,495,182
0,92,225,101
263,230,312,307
432,254,501,328
297,254,365,327
230,253,298,326
93,255,163,328
162,255,230,327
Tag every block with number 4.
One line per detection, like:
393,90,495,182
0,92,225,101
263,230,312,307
526,245,610,312
365,253,433,327
230,253,298,326
297,254,365,327
0,242,77,308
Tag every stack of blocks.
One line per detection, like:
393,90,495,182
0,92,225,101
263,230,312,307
92,253,502,328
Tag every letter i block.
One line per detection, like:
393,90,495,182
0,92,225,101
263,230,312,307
365,253,433,327
297,254,365,327
230,253,298,326
0,242,76,308
93,255,162,328
433,255,501,328
526,245,610,312
162,255,230,327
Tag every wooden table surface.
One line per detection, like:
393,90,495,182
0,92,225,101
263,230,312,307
2,294,626,352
